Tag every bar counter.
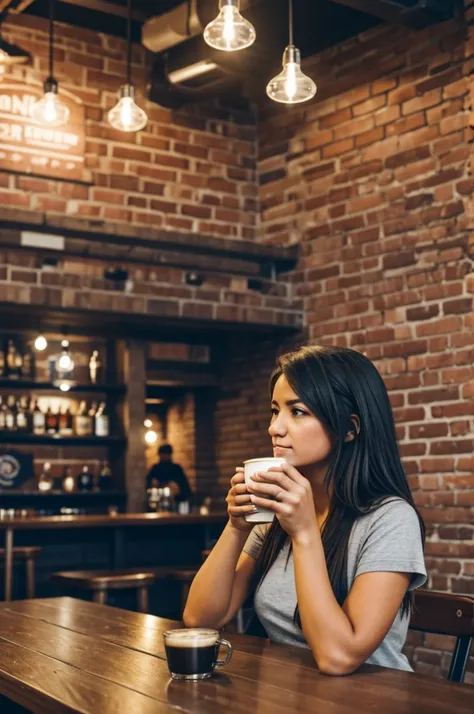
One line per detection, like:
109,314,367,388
0,512,228,602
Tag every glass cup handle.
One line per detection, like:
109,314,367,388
215,638,233,668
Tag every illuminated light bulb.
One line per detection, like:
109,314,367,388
204,0,256,52
57,340,74,372
266,46,316,105
59,382,71,392
145,429,158,445
108,84,147,133
144,419,153,429
34,334,48,351
31,79,70,127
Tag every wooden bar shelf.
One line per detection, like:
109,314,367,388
0,434,126,446
0,380,126,395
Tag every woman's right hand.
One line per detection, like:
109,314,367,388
226,467,255,532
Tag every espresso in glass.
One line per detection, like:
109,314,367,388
163,629,232,680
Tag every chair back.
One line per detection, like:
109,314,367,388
410,590,474,682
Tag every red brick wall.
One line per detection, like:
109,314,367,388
1,14,258,240
166,393,196,490
257,12,474,681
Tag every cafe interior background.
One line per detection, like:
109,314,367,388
0,0,472,682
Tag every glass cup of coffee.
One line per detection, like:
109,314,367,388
163,628,233,680
243,457,285,523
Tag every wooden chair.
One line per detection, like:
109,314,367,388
0,546,42,599
152,566,199,616
410,589,474,683
50,570,157,613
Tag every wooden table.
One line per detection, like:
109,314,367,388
0,513,227,602
0,598,472,714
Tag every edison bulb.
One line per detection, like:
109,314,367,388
108,84,147,133
266,46,316,105
145,429,158,445
204,0,256,52
57,340,74,372
31,80,70,127
34,334,48,351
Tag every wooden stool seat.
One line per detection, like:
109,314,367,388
0,546,42,599
51,569,158,613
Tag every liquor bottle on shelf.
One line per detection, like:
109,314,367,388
38,462,54,492
22,343,35,380
61,466,75,493
0,397,5,430
6,340,22,379
89,350,102,385
95,401,110,437
6,396,16,431
98,460,112,490
75,400,91,437
16,397,28,432
32,399,46,435
46,404,58,435
77,464,94,491
0,342,5,377
59,403,74,437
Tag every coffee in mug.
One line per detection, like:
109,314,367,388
244,457,285,523
163,628,232,680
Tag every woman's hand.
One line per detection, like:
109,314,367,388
226,467,256,533
247,462,318,541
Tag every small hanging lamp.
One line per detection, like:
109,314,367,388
31,0,70,126
266,0,316,105
108,0,147,132
204,0,256,52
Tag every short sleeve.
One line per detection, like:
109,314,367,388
355,499,426,591
243,524,271,560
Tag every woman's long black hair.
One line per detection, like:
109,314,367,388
250,345,425,625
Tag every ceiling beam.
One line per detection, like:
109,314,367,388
329,0,454,28
57,0,147,22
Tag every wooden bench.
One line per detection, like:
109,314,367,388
0,546,42,599
50,570,158,613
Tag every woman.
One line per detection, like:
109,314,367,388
183,345,426,675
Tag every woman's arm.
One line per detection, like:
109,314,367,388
292,527,410,675
183,522,257,629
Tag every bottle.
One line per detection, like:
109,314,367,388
0,397,5,430
32,400,46,435
95,401,109,437
0,342,5,377
46,404,58,435
61,466,75,493
16,397,28,432
89,350,102,385
161,486,174,512
75,401,91,437
6,340,21,379
98,460,112,490
38,462,53,492
59,403,74,437
22,343,35,379
6,396,16,431
77,464,94,491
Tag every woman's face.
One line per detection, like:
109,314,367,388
269,374,333,474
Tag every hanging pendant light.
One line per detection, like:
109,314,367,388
108,0,147,132
31,0,70,126
204,0,256,52
266,0,316,105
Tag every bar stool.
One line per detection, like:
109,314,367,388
50,569,158,613
0,546,42,599
153,566,199,617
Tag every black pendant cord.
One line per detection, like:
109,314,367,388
288,0,293,46
126,0,132,86
49,0,54,79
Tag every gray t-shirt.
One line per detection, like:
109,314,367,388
243,498,426,672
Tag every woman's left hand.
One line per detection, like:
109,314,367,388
246,463,318,540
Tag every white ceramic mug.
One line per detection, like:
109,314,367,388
243,457,286,523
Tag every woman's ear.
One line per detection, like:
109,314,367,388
344,414,360,442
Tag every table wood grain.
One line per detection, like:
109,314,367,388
0,598,472,714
